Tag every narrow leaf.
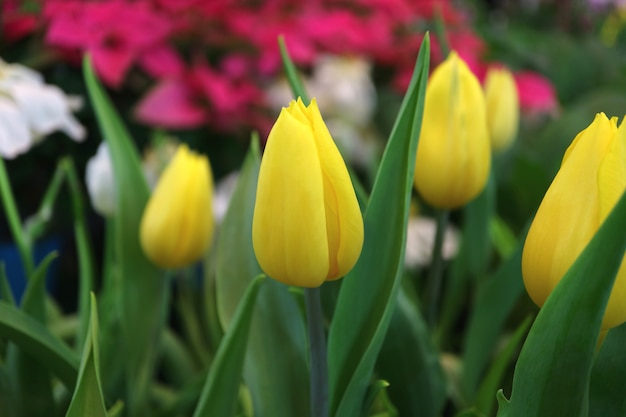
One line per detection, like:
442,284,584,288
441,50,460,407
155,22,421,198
193,276,265,417
461,228,527,401
497,189,626,416
83,55,169,416
589,323,626,417
0,263,16,305
278,36,309,102
0,301,78,389
327,35,430,417
215,137,309,417
65,293,107,417
377,285,446,417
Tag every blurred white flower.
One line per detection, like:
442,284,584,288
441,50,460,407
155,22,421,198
265,54,379,169
309,55,376,128
85,142,116,217
405,216,460,269
0,58,86,159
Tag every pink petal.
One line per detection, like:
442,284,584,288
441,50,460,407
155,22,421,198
135,79,207,129
90,44,135,88
138,45,185,78
514,71,559,115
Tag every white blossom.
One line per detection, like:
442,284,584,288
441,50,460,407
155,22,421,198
85,142,116,217
0,58,86,159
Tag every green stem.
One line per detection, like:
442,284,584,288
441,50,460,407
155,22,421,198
0,157,34,278
63,158,95,351
426,210,450,328
305,286,328,417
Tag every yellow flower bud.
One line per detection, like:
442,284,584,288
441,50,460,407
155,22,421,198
522,113,626,330
252,98,364,287
140,144,214,269
414,51,491,209
484,66,519,153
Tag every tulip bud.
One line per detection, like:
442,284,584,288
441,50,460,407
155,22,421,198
414,51,491,209
484,66,519,152
140,144,214,269
85,142,116,217
522,113,626,330
252,98,364,287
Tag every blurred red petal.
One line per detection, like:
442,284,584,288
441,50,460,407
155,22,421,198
135,79,207,129
515,71,559,115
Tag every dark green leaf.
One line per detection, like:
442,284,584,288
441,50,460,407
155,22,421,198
589,323,626,417
216,137,309,417
496,189,626,417
83,56,169,416
193,276,264,417
65,293,107,417
327,35,430,417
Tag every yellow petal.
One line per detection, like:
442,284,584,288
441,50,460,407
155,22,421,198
307,98,364,280
252,102,329,287
140,144,214,268
414,51,491,209
521,113,626,330
484,67,519,153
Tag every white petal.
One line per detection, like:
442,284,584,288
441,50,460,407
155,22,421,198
7,83,86,142
85,142,116,217
0,97,33,159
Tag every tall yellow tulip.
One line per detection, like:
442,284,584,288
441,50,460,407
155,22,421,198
252,98,364,288
140,144,214,269
414,51,491,209
484,66,519,153
522,113,626,330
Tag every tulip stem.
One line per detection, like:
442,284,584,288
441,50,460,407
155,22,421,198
304,286,328,417
427,210,450,328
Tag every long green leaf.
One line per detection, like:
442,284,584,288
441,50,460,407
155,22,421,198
65,293,107,417
327,35,430,417
62,158,96,352
589,323,626,417
377,284,446,417
461,228,527,402
7,251,59,415
0,263,15,305
193,276,265,417
215,137,309,417
496,189,626,417
83,55,169,417
0,301,78,389
278,36,309,102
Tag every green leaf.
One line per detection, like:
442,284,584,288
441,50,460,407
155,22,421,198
278,36,309,102
193,276,265,417
215,137,309,417
62,158,96,352
83,55,169,416
361,380,390,416
461,228,527,401
65,293,108,417
377,284,446,417
0,263,16,306
474,316,532,416
327,35,430,417
496,189,626,417
7,251,59,415
589,323,626,417
0,301,78,389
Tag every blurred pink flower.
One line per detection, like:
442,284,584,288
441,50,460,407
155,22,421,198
514,71,559,117
135,61,266,131
1,0,39,42
45,0,176,87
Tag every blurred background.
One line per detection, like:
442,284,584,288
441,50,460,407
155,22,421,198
2,0,626,311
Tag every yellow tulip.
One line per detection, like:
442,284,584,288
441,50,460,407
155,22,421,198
414,51,491,209
522,113,626,330
140,144,214,269
252,98,364,287
484,66,519,153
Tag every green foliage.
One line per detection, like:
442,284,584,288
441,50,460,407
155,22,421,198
327,35,430,417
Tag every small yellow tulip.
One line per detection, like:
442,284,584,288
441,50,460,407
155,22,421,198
140,144,214,269
252,98,364,288
484,66,519,152
522,113,626,330
414,51,491,209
